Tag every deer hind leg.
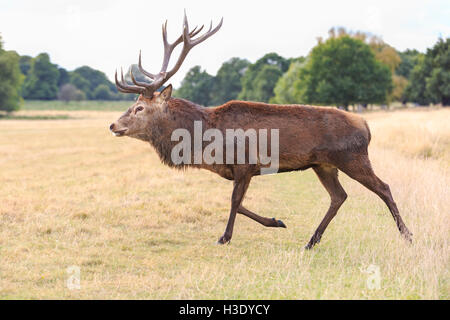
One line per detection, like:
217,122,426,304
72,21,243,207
338,154,412,242
238,205,287,228
305,165,348,249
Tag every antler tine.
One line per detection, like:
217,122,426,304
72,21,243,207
138,51,156,80
115,70,138,94
173,25,203,46
162,20,170,50
183,9,189,34
163,14,223,80
191,25,204,38
130,67,151,88
120,67,145,93
190,17,223,46
160,20,176,72
165,20,199,46
159,21,203,73
115,69,142,94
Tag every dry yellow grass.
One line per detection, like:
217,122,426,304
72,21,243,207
0,107,448,299
366,107,450,161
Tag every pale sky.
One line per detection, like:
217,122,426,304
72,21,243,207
1,0,449,87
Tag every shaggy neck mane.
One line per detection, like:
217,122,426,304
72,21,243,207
145,98,210,168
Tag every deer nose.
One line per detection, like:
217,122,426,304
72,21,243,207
109,123,115,131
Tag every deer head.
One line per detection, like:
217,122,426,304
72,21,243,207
109,12,223,138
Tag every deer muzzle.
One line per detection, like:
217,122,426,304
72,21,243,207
109,123,128,137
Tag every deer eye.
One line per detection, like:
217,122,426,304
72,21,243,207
135,106,144,113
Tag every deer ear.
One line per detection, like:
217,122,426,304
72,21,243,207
159,84,172,101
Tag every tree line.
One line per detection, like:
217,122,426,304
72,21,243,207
174,29,449,110
0,30,449,112
18,53,133,103
0,33,135,112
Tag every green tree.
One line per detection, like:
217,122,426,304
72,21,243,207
271,58,307,104
210,57,250,105
404,55,433,105
93,84,112,100
70,72,90,95
0,36,24,112
395,49,423,103
396,49,423,79
174,66,214,106
238,53,290,102
22,53,60,100
294,36,392,110
327,27,405,104
57,67,70,88
250,65,284,102
426,38,450,105
327,27,402,73
369,39,403,103
404,38,449,105
19,55,32,76
70,66,116,99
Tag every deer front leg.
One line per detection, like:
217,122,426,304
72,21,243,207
217,173,252,244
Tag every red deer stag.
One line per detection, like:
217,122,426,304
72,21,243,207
110,13,412,248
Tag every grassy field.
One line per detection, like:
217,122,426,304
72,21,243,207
22,100,132,112
0,105,448,299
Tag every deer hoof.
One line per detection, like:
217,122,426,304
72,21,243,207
278,220,287,228
272,218,287,228
217,235,231,245
402,231,413,243
304,238,320,250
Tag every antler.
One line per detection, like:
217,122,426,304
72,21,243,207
115,11,223,97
